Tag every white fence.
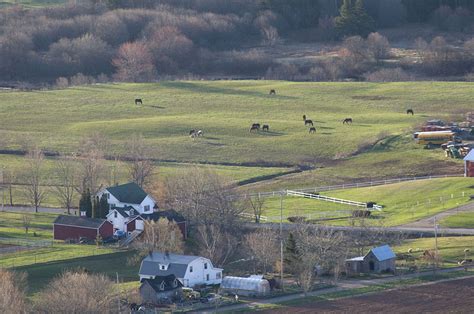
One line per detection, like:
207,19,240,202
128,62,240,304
286,190,383,211
240,174,461,199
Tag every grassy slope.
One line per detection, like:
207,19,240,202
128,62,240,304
262,177,474,226
0,81,469,193
0,81,471,164
440,212,474,228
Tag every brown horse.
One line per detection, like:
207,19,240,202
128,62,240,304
309,127,316,134
262,125,269,132
407,109,414,115
251,123,261,130
343,118,353,124
249,125,259,132
135,98,143,105
304,119,313,126
269,89,276,95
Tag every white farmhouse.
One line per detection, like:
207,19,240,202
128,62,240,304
139,252,223,288
97,182,156,215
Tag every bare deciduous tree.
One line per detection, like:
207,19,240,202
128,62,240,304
245,194,266,223
125,134,155,188
163,167,243,228
35,271,115,313
54,156,77,214
367,32,391,61
113,41,156,82
23,148,46,213
0,269,27,313
77,134,107,195
135,218,184,254
244,227,279,274
22,214,31,234
196,224,238,267
294,224,347,295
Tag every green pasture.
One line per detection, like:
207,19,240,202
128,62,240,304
261,177,474,226
0,210,57,239
0,81,472,165
394,236,474,266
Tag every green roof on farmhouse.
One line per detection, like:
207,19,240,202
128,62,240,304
107,182,148,205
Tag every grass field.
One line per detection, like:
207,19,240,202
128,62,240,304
440,212,474,229
0,0,65,8
394,236,474,266
0,210,56,239
0,81,469,192
261,177,474,226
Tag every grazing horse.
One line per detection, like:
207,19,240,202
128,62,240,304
303,114,306,121
343,118,353,124
304,119,313,126
252,123,261,130
135,98,143,105
249,125,259,132
269,89,276,95
407,109,414,115
309,127,316,134
189,129,196,136
196,130,203,137
262,125,269,132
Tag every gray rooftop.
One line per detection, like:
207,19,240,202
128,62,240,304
139,252,202,278
369,245,396,262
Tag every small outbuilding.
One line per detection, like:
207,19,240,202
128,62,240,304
53,215,113,241
464,149,474,177
220,276,271,297
346,245,396,274
140,275,183,304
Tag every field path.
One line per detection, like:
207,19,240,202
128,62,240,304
401,201,474,229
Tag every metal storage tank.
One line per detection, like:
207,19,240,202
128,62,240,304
220,276,271,297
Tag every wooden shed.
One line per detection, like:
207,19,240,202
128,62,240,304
346,245,396,274
464,150,474,177
53,215,113,241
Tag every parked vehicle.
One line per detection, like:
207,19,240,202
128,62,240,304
183,287,201,300
79,237,93,244
200,293,222,303
102,236,117,244
114,230,126,239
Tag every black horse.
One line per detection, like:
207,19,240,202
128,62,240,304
262,125,269,132
309,127,316,134
252,123,261,130
135,98,143,105
304,119,313,126
407,109,414,115
269,89,276,95
249,125,259,132
343,118,353,124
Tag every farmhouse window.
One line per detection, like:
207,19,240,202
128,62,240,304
144,205,150,212
114,212,117,218
216,272,221,279
204,263,208,269
106,193,110,199
190,266,193,273
206,274,209,281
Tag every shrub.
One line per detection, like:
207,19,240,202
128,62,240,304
365,68,411,82
287,216,307,223
55,77,69,88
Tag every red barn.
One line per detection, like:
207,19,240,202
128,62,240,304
53,215,113,241
465,150,474,177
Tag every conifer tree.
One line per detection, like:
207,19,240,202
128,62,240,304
99,194,109,219
284,233,301,274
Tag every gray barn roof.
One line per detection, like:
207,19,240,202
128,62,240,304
370,245,396,261
139,252,201,278
53,215,106,229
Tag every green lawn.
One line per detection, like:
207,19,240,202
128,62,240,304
440,212,474,229
261,177,474,226
0,0,66,8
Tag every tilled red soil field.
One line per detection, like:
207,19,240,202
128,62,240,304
264,277,474,313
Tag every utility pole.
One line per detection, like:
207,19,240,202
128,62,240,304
280,190,284,291
434,216,439,275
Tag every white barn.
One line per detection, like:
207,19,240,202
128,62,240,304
139,252,223,288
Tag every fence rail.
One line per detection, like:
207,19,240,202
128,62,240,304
239,212,268,222
286,190,383,211
241,174,461,199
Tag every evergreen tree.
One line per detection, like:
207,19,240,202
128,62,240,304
84,189,93,218
353,0,375,37
284,233,301,274
335,0,375,38
92,196,98,219
99,194,109,219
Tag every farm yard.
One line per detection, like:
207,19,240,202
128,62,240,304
0,81,471,194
